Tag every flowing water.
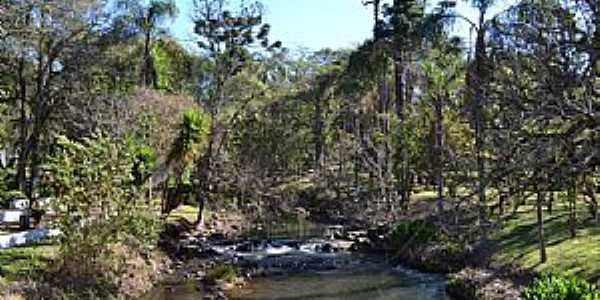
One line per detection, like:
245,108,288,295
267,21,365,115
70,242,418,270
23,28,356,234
229,258,448,300
143,222,447,300
143,245,447,300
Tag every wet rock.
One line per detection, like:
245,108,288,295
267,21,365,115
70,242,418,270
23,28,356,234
208,233,226,242
321,243,334,253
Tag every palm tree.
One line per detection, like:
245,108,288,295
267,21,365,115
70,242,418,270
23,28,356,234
162,109,209,216
117,0,178,88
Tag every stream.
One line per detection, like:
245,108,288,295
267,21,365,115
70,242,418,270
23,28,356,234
229,258,448,300
142,236,448,300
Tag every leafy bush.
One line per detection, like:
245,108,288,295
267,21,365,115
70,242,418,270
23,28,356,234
205,263,240,285
132,143,157,186
42,133,162,296
390,220,438,248
0,190,25,207
523,274,600,300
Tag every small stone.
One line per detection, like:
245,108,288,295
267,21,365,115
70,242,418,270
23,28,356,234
216,291,227,300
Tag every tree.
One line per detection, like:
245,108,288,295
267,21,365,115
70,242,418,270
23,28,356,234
163,109,210,215
116,0,179,88
191,0,280,228
463,0,494,239
0,0,111,198
421,43,464,216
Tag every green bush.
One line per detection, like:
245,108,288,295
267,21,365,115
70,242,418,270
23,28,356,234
0,190,25,207
390,220,438,248
523,274,600,300
42,133,162,297
205,263,240,285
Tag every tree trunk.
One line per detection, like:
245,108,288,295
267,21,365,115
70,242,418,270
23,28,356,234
142,28,154,88
434,96,444,216
394,53,409,209
197,115,216,230
26,134,40,199
547,192,554,215
196,190,206,228
473,8,488,240
499,193,507,216
537,191,547,263
16,53,28,192
568,179,577,238
313,96,323,173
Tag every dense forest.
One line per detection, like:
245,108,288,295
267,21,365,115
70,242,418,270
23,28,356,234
0,0,599,299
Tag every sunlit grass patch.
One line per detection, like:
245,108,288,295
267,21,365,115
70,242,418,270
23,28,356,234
491,200,600,281
166,204,199,224
0,241,58,282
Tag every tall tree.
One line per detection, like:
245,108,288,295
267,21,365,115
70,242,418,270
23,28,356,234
191,0,280,228
0,0,110,198
421,43,464,216
465,0,494,238
116,0,178,88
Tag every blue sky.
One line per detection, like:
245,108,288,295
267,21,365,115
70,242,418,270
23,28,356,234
170,0,516,52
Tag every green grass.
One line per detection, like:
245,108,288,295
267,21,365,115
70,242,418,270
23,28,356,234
411,191,438,202
166,205,198,224
0,241,58,282
491,200,600,281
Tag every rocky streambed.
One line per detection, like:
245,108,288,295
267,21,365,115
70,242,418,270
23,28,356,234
143,231,449,300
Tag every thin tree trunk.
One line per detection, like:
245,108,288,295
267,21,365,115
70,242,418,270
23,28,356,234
547,191,554,215
313,96,323,174
537,191,547,263
499,193,506,216
435,96,444,216
473,8,488,240
568,179,577,238
16,53,28,191
142,28,154,88
394,53,409,209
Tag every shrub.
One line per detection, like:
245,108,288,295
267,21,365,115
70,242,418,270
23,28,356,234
0,190,25,208
42,133,163,297
205,264,240,285
523,274,600,300
390,220,438,249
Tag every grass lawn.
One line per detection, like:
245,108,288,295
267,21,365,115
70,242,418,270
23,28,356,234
166,205,199,224
0,240,58,283
491,200,600,282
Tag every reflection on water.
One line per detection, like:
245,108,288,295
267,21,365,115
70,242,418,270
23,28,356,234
230,262,448,300
143,261,448,300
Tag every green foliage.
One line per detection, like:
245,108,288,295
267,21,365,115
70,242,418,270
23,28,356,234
523,274,600,300
205,263,240,285
42,133,161,276
135,144,157,168
0,102,9,144
151,38,206,92
390,220,438,248
0,190,23,207
168,108,210,166
132,143,157,185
